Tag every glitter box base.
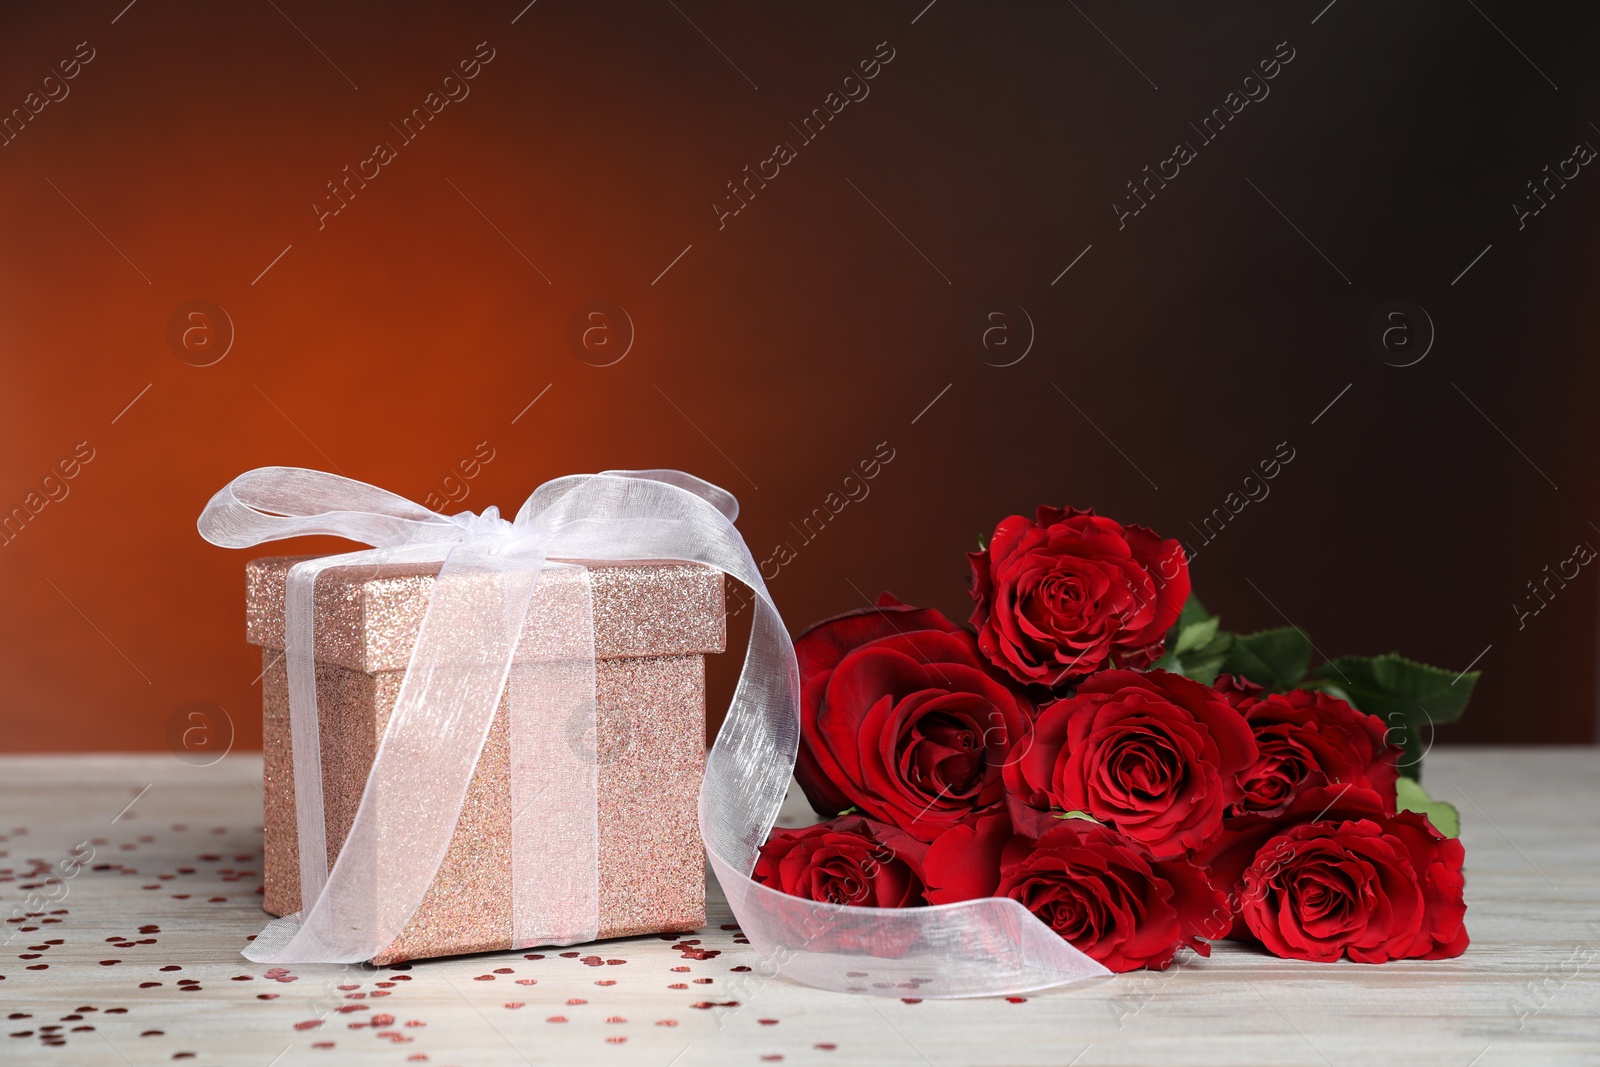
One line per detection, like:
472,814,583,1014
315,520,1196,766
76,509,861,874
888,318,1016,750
245,556,724,963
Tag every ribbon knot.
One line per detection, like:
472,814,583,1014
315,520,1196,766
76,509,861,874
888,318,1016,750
446,505,523,553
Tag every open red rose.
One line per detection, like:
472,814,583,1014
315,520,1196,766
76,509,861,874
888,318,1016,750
1215,680,1401,816
969,506,1188,687
793,597,1034,842
995,820,1230,972
1200,784,1385,911
1005,669,1256,858
753,815,928,908
1237,810,1468,963
1198,785,1468,956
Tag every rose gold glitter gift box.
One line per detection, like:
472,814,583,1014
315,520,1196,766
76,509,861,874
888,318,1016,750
244,555,723,963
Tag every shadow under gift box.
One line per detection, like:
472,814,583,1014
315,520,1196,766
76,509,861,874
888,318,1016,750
244,556,725,963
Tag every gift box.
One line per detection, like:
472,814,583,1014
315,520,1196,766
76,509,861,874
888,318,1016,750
244,555,724,963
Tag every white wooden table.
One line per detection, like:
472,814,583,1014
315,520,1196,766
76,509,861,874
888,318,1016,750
0,748,1595,1066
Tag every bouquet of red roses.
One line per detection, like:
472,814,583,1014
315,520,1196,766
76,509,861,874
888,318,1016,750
754,505,1475,972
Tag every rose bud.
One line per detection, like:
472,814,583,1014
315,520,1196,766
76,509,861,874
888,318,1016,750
1236,810,1468,963
793,596,1034,842
753,815,927,908
1006,669,1256,858
1214,679,1401,816
1210,673,1265,703
995,820,1231,972
969,506,1188,688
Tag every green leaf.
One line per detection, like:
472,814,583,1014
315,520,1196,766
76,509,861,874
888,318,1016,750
1154,635,1232,685
1395,777,1461,838
1053,810,1099,822
1314,654,1478,721
1174,616,1220,656
976,534,987,552
1220,627,1313,691
1154,593,1232,684
1180,632,1233,686
1297,677,1353,704
1311,654,1480,780
1174,593,1215,631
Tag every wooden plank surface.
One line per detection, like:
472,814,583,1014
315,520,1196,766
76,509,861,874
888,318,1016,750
0,748,1596,1066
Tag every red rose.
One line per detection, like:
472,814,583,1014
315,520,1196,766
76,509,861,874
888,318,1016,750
995,820,1230,972
793,597,1034,842
1211,673,1264,703
1216,680,1401,816
920,812,1012,904
1198,785,1468,959
1200,784,1383,913
753,815,927,908
969,506,1189,687
1237,810,1468,963
1006,669,1257,858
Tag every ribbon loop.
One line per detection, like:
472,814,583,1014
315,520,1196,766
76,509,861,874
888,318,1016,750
200,466,457,549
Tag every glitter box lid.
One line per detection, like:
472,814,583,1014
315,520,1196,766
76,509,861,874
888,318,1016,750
245,555,726,672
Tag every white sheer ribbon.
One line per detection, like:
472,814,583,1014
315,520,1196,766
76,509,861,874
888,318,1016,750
198,467,1109,996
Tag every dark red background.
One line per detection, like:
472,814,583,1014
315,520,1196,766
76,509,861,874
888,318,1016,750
1,1,1596,751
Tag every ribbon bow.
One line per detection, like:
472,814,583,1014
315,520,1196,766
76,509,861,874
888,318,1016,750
199,467,1104,996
